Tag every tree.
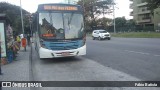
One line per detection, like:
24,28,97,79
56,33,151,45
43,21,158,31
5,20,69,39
0,2,30,34
115,17,127,27
113,17,127,32
126,19,136,32
77,0,113,30
146,0,160,13
127,19,135,26
96,17,112,30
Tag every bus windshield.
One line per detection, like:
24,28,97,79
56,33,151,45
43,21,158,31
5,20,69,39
39,12,84,40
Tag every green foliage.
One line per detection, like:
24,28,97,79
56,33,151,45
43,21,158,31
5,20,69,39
0,2,30,34
78,0,113,19
95,17,112,29
115,17,127,27
108,17,136,32
111,32,160,38
77,0,113,30
146,0,160,13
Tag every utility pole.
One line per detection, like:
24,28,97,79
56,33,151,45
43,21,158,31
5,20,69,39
20,0,24,36
113,0,116,33
20,0,26,51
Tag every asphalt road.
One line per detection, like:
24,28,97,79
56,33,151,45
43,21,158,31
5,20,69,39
30,37,160,90
84,37,160,81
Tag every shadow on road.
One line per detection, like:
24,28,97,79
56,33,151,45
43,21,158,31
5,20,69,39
39,57,82,64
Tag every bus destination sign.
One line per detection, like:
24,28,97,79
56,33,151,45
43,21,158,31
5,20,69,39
43,5,78,11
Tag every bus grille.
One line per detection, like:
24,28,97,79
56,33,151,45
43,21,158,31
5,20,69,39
48,41,81,50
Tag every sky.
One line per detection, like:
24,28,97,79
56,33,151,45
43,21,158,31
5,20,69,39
0,0,133,19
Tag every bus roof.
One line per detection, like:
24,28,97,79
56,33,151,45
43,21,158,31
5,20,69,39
37,3,83,12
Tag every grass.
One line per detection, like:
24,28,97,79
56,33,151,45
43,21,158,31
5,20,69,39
86,32,160,38
111,32,160,38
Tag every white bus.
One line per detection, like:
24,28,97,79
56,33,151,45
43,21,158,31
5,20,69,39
32,3,86,59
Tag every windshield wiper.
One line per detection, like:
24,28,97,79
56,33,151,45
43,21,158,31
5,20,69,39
68,13,74,25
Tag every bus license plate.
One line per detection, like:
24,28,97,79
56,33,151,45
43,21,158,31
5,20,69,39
61,52,70,56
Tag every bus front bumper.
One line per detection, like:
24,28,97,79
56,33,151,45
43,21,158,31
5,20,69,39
39,45,86,59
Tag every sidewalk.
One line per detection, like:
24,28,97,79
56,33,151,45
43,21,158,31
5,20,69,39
0,46,31,90
0,46,31,81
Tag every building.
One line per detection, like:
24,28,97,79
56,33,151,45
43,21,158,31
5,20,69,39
129,0,158,31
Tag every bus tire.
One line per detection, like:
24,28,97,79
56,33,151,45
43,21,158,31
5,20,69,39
39,58,44,60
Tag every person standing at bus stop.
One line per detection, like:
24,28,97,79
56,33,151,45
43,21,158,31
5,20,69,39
16,35,21,50
27,34,30,46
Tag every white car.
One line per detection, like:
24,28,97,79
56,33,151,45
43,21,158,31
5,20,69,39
92,30,111,40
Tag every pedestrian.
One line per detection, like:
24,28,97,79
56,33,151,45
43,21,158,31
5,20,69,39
27,34,30,46
16,35,21,50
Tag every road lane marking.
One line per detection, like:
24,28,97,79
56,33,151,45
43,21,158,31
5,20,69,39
154,55,160,57
124,50,150,55
124,50,160,57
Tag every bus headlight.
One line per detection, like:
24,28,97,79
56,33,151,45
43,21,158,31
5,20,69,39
40,39,47,49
